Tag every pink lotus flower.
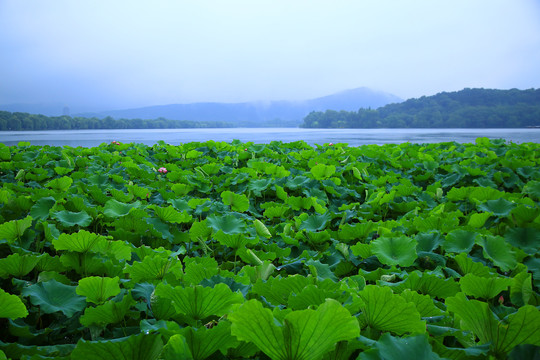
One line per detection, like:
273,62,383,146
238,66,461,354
498,295,504,305
112,141,120,145
158,167,168,174
329,142,334,146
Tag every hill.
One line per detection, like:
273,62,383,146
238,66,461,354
74,87,401,126
301,88,540,128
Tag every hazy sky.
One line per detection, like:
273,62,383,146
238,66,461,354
1,1,539,111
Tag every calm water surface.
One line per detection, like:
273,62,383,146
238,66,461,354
1,128,539,147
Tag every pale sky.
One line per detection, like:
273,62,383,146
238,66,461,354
1,0,539,112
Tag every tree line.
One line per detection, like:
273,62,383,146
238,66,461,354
300,88,540,128
0,112,232,131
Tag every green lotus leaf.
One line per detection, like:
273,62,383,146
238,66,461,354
310,163,336,180
103,199,142,218
453,253,493,277
248,178,272,196
523,180,540,200
287,284,338,311
154,283,243,323
467,212,492,228
221,191,250,212
286,176,311,190
0,289,28,319
305,259,337,281
21,279,86,317
229,299,359,360
29,196,56,221
162,334,193,360
359,333,442,360
71,333,163,360
478,198,514,217
510,271,533,306
477,235,517,272
446,292,540,356
415,232,443,252
459,273,512,299
183,257,219,286
287,196,313,211
51,210,92,227
98,239,132,261
189,220,212,241
213,230,255,250
124,256,183,284
339,221,376,243
254,219,271,238
399,289,444,318
0,253,41,278
298,212,331,232
146,217,174,240
52,230,107,253
524,257,540,288
442,229,477,253
505,227,540,254
45,176,73,192
510,205,539,226
413,213,460,233
76,276,121,304
79,292,135,327
388,271,460,299
252,275,313,306
371,235,417,267
357,285,425,335
177,321,237,360
263,205,289,219
150,205,192,224
0,215,33,243
207,214,246,234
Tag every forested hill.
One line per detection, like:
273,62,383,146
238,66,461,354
300,88,540,128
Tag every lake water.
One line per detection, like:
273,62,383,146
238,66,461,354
1,128,539,147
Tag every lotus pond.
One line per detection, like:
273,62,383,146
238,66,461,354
0,138,539,359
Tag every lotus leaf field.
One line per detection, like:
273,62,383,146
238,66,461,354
0,138,539,360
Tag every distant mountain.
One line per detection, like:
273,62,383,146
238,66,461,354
75,87,402,125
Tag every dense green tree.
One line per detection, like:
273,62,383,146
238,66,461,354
300,88,540,128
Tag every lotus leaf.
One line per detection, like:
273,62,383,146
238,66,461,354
124,256,183,284
359,333,442,360
207,214,246,234
221,191,250,212
505,227,540,254
446,292,540,356
0,253,41,278
478,198,514,217
0,215,32,243
154,283,243,322
21,279,86,317
229,299,359,360
52,230,107,253
177,321,237,360
357,285,425,335
103,199,142,218
79,292,135,327
45,176,73,192
52,210,92,227
0,289,28,319
442,229,477,253
459,273,512,299
477,235,517,272
29,196,56,221
150,205,192,223
76,276,121,304
71,333,163,360
371,235,417,267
